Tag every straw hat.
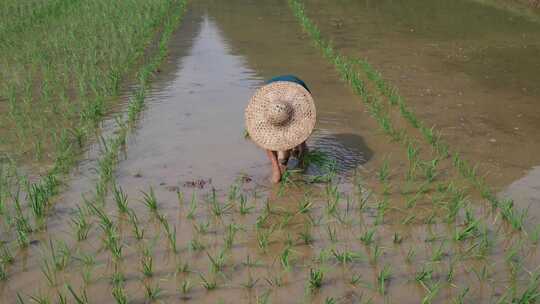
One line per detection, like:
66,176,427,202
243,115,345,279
245,81,316,151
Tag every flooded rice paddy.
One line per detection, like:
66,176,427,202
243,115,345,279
1,0,540,303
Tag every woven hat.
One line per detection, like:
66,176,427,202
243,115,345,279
245,81,316,151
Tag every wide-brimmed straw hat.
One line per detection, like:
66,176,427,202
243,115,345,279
245,81,316,151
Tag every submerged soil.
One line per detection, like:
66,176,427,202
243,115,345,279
1,0,540,303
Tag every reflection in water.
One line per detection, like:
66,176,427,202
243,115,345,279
309,130,372,174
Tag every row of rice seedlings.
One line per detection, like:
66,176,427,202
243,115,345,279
287,7,532,281
288,0,528,235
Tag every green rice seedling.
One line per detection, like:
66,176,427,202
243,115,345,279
239,194,254,215
308,268,324,291
179,279,192,299
402,214,416,225
49,239,70,271
41,259,57,286
189,237,206,252
66,284,89,304
177,191,184,206
141,246,154,277
112,184,129,214
16,293,25,304
207,250,227,273
431,242,445,262
499,199,526,230
200,273,217,290
144,283,162,301
209,188,232,217
57,292,67,304
0,262,7,281
0,242,14,265
194,221,210,235
71,205,91,241
280,246,294,271
243,255,263,268
326,225,338,243
406,248,416,264
176,260,191,274
241,272,259,290
112,285,127,304
378,158,390,183
225,223,242,250
159,216,177,253
421,159,439,183
87,202,112,232
422,282,441,304
110,267,125,287
26,181,50,225
228,183,239,203
265,274,284,288
126,210,143,240
325,297,337,304
141,187,158,213
454,219,480,241
187,191,197,219
359,228,376,245
377,264,392,295
298,225,314,245
452,287,470,304
256,290,271,304
375,198,389,224
393,232,403,244
331,249,363,264
256,228,271,253
29,294,51,304
297,195,313,214
415,265,433,287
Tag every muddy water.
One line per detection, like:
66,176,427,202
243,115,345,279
301,0,540,210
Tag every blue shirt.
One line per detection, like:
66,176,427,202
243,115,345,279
266,75,311,93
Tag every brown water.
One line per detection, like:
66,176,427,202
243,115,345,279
2,0,540,303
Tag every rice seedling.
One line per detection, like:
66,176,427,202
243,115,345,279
29,294,51,304
71,205,91,241
280,246,294,271
225,223,242,250
40,259,57,287
421,282,441,304
207,249,227,273
331,249,363,264
325,297,337,304
49,239,70,271
415,265,434,288
453,287,470,304
128,210,144,240
112,285,128,304
378,157,390,182
144,283,163,302
393,232,403,244
377,264,392,295
159,215,177,253
298,224,314,245
359,228,376,245
187,226,206,245
308,268,324,291
0,242,14,265
256,290,271,304
141,187,159,213
200,273,218,290
112,184,129,214
239,194,254,215
141,245,154,277
241,272,260,290
0,262,7,281
406,248,416,263
66,284,89,304
256,228,271,253
326,225,338,243
177,191,184,206
454,219,480,241
187,191,197,219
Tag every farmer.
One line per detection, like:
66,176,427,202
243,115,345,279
245,75,316,183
